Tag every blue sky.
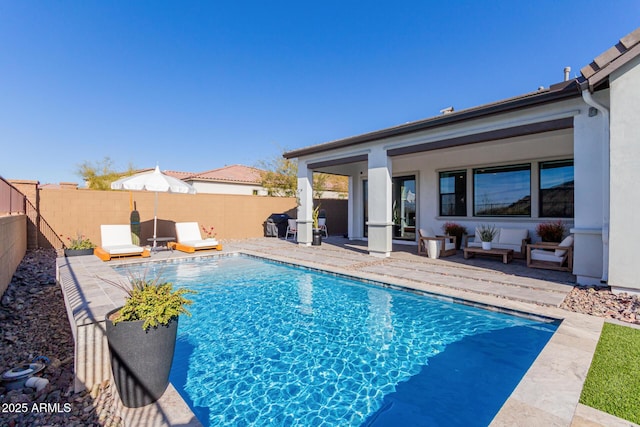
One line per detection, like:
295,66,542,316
1,2,638,185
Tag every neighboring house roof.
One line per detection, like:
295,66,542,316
182,165,264,185
284,26,640,160
162,170,197,180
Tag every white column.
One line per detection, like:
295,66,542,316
347,175,354,239
573,107,605,285
296,162,314,246
367,147,392,257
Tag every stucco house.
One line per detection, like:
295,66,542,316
284,27,640,295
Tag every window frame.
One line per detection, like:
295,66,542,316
539,159,574,218
439,170,467,216
472,163,532,217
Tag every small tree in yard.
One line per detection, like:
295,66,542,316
258,149,348,198
76,157,137,190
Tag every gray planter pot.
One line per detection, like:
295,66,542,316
105,308,178,408
64,248,95,257
312,229,323,246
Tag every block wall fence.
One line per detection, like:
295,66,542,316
9,181,348,249
0,215,27,295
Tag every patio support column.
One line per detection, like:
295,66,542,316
347,175,354,239
296,162,313,246
367,147,392,257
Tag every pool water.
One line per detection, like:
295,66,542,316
118,256,558,426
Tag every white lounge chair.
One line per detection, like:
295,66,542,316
95,225,150,261
172,222,222,253
318,218,328,237
285,219,297,240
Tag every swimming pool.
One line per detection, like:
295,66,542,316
118,255,558,426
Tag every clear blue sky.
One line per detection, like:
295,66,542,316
1,1,638,185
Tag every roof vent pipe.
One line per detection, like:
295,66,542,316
564,66,571,81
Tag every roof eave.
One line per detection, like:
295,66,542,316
284,82,582,159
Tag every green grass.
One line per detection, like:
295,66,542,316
580,322,640,424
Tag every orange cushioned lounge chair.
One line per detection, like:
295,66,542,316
94,224,151,261
170,222,223,253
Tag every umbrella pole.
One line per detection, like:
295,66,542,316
153,192,158,249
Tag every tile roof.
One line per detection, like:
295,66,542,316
581,27,640,90
162,170,197,180
183,165,264,184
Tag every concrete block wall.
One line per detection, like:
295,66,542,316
0,215,27,295
36,188,348,248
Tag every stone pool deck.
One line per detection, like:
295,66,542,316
56,237,638,427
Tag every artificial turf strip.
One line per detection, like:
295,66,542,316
580,322,640,424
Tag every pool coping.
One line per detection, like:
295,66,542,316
57,248,606,426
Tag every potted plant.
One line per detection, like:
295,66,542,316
442,222,467,250
104,272,195,408
536,220,565,243
61,233,96,257
478,224,497,250
312,204,322,246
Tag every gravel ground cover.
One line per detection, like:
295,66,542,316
0,249,121,427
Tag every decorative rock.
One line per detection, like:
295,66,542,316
0,249,123,426
561,285,640,325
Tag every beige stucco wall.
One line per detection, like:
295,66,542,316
608,55,640,294
0,215,27,296
23,189,348,248
39,189,298,247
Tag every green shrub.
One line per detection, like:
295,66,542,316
107,271,196,330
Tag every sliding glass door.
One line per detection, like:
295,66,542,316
392,176,416,240
363,175,416,240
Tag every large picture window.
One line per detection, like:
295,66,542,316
474,164,531,216
439,170,466,216
540,160,574,217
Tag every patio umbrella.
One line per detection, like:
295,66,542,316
111,166,196,249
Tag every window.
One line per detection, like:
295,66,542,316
439,170,466,216
540,160,574,217
474,164,531,216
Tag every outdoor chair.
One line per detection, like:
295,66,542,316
418,227,457,258
318,218,328,237
95,224,150,261
285,219,297,240
171,222,223,253
526,235,574,272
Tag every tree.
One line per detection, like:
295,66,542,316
257,150,349,198
257,155,298,197
76,157,136,190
